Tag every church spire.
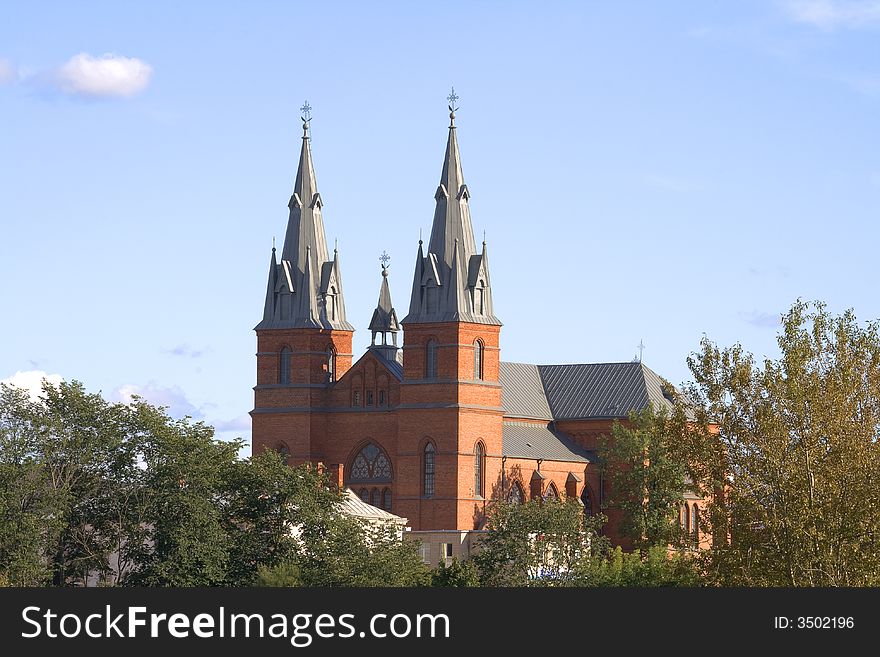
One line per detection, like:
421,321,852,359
256,103,353,331
403,91,500,326
368,252,400,361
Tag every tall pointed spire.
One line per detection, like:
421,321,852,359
256,105,353,331
402,92,500,326
369,252,400,361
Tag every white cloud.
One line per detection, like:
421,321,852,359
784,0,880,29
212,414,251,432
110,382,202,419
0,370,64,402
0,58,16,85
55,52,152,98
738,311,783,328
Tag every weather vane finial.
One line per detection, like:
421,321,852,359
447,87,459,126
300,100,312,133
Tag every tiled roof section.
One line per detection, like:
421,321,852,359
537,361,674,420
382,357,404,381
499,362,553,420
338,488,407,523
502,421,594,463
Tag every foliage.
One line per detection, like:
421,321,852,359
255,561,303,587
599,401,694,551
0,377,428,588
473,498,606,586
431,557,480,587
687,300,880,586
571,545,703,587
295,516,431,587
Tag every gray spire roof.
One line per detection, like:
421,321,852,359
402,110,501,326
369,263,400,361
369,265,399,334
256,120,354,331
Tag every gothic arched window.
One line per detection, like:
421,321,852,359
359,488,369,503
382,488,392,512
474,442,485,498
370,488,380,508
425,339,438,379
423,443,435,497
475,279,485,315
508,481,525,505
327,346,336,382
692,504,700,544
349,442,392,483
276,443,290,465
544,482,559,502
682,504,690,533
581,487,593,517
279,347,292,384
473,339,484,380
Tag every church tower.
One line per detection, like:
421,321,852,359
251,107,355,464
397,94,503,531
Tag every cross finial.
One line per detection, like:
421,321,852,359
447,87,459,111
637,339,645,363
379,250,391,270
447,87,459,126
300,100,312,134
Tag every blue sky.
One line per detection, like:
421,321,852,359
2,1,879,451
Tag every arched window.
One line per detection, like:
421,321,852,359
382,488,392,512
473,339,484,380
425,339,438,379
544,482,559,501
279,347,291,384
692,504,700,544
423,443,435,497
327,346,336,382
349,442,393,483
474,279,485,315
276,443,290,465
507,481,525,505
328,286,337,321
682,504,690,533
474,442,485,498
370,488,380,508
581,487,593,517
359,488,369,503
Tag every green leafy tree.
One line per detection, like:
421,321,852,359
687,300,880,586
431,557,480,587
473,499,605,586
600,401,694,551
571,545,703,587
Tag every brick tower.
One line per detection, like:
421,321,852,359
251,111,355,464
397,99,503,532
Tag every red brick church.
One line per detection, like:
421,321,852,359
250,100,698,560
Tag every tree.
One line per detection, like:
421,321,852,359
431,557,480,587
687,300,880,586
571,545,702,587
599,401,694,551
473,499,605,586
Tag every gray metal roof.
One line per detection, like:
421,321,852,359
339,488,407,523
402,113,500,327
255,121,353,332
499,362,553,420
537,361,674,420
502,421,594,463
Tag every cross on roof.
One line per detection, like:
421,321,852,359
447,87,459,111
300,100,312,123
379,250,391,269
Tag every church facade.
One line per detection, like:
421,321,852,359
250,103,701,561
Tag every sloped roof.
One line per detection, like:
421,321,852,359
499,362,553,420
339,488,407,524
537,361,674,420
502,421,594,463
